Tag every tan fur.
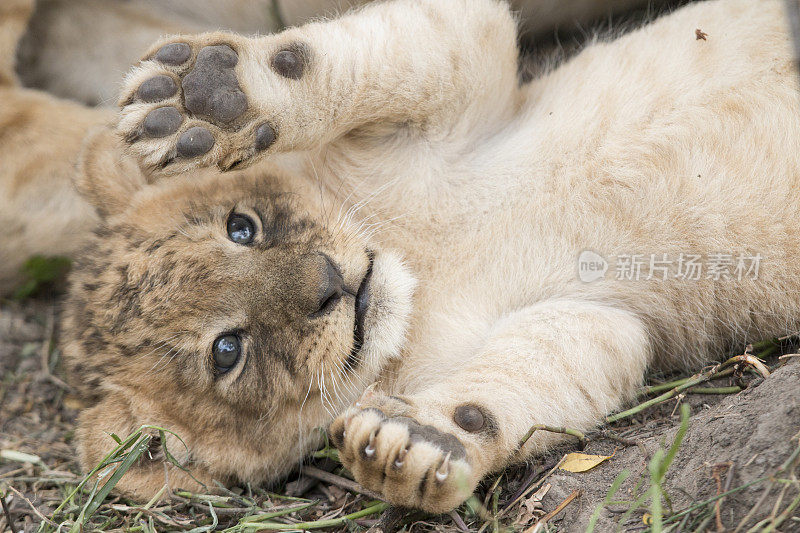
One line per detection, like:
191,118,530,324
0,0,792,514
58,0,800,513
0,0,109,295
0,0,660,292
14,0,661,106
0,0,34,86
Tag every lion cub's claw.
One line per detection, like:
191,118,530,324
330,405,475,514
119,37,278,174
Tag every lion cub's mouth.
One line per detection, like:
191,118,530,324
348,258,373,368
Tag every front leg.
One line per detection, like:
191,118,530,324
330,299,651,512
116,0,519,175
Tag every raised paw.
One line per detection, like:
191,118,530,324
330,398,481,513
118,33,305,174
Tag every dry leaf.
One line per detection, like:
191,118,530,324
559,452,612,473
514,483,550,526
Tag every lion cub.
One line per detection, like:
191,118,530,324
64,0,800,513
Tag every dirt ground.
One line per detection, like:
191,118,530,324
2,295,799,532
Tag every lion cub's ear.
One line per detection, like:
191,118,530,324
75,127,150,219
76,393,213,501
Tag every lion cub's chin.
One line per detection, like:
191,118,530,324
356,250,417,379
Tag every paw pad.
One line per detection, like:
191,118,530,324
182,45,247,124
136,75,178,102
272,48,305,80
154,42,192,66
255,123,277,151
177,126,215,157
143,107,183,138
120,36,293,171
454,404,486,433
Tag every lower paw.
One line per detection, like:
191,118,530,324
330,397,479,513
118,33,305,174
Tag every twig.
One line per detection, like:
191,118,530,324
539,489,581,523
301,465,383,500
735,437,800,532
666,476,769,526
764,490,800,532
6,485,57,527
767,482,791,526
495,456,567,521
733,480,776,532
171,492,266,515
132,483,167,524
607,354,769,423
449,510,470,533
1,489,17,533
589,430,640,447
519,425,587,449
505,462,552,506
712,462,733,532
687,386,742,395
523,489,581,533
372,505,412,533
640,367,736,396
200,501,261,517
482,474,503,514
0,468,27,480
109,503,192,528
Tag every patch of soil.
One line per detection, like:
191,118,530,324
539,360,800,531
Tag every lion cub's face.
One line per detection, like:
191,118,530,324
63,156,415,498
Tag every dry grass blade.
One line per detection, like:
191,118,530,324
1,487,18,532
7,484,57,528
301,466,383,500
494,456,567,522
232,502,389,531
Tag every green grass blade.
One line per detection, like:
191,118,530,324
235,502,388,531
660,404,690,479
73,433,152,529
648,450,666,533
239,502,318,523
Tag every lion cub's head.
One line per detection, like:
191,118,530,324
63,130,415,498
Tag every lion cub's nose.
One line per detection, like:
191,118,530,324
313,255,344,316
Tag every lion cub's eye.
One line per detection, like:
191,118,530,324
212,334,241,372
226,214,255,244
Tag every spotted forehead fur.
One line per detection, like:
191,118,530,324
63,170,343,406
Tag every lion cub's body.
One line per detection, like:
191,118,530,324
6,0,799,514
